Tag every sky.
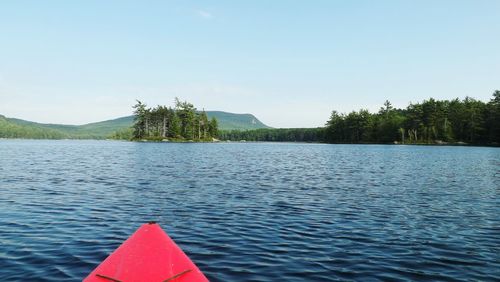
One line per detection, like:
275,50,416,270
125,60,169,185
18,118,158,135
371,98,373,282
0,0,499,128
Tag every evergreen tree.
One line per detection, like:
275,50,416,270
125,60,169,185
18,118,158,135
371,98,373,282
132,100,147,139
486,90,500,144
130,98,218,141
175,98,196,139
208,117,218,138
200,109,209,139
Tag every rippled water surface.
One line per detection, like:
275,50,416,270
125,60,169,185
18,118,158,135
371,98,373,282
1,140,499,281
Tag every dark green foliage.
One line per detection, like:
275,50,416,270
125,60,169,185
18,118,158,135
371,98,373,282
219,128,325,142
108,127,133,140
209,117,218,138
325,92,500,145
2,92,498,145
219,91,500,146
486,91,500,144
132,100,148,139
132,98,218,141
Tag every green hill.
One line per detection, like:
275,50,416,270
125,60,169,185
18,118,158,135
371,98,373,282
0,112,270,139
0,115,69,139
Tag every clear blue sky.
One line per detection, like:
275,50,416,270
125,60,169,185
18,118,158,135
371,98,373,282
1,0,499,127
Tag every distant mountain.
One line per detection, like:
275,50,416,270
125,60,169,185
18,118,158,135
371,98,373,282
206,111,269,130
0,111,270,139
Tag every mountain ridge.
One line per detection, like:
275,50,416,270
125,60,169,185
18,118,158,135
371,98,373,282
0,111,271,139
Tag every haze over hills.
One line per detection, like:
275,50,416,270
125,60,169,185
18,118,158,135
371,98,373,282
0,111,270,139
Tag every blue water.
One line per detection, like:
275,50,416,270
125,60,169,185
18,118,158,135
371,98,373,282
0,140,499,281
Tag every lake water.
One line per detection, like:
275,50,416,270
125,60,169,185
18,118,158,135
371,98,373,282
0,140,499,281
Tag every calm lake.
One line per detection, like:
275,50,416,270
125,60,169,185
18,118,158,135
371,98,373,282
0,140,499,281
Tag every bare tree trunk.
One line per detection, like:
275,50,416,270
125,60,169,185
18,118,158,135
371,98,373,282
198,120,201,139
162,116,167,138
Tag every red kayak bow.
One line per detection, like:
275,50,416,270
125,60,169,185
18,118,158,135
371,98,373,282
84,222,209,282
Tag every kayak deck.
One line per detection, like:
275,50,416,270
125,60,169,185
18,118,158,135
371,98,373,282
84,222,208,282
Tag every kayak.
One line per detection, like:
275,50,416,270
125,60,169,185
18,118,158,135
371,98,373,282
84,222,209,282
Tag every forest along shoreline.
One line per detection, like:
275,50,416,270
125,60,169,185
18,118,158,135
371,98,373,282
1,91,499,147
219,91,500,147
126,91,499,147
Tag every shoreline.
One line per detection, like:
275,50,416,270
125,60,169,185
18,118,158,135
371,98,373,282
1,137,498,148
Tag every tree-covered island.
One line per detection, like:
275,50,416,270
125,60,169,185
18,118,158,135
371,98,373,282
131,98,219,141
1,92,498,146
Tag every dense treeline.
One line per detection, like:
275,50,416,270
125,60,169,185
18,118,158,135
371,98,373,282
219,128,325,142
132,98,218,141
220,91,500,145
326,91,499,145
